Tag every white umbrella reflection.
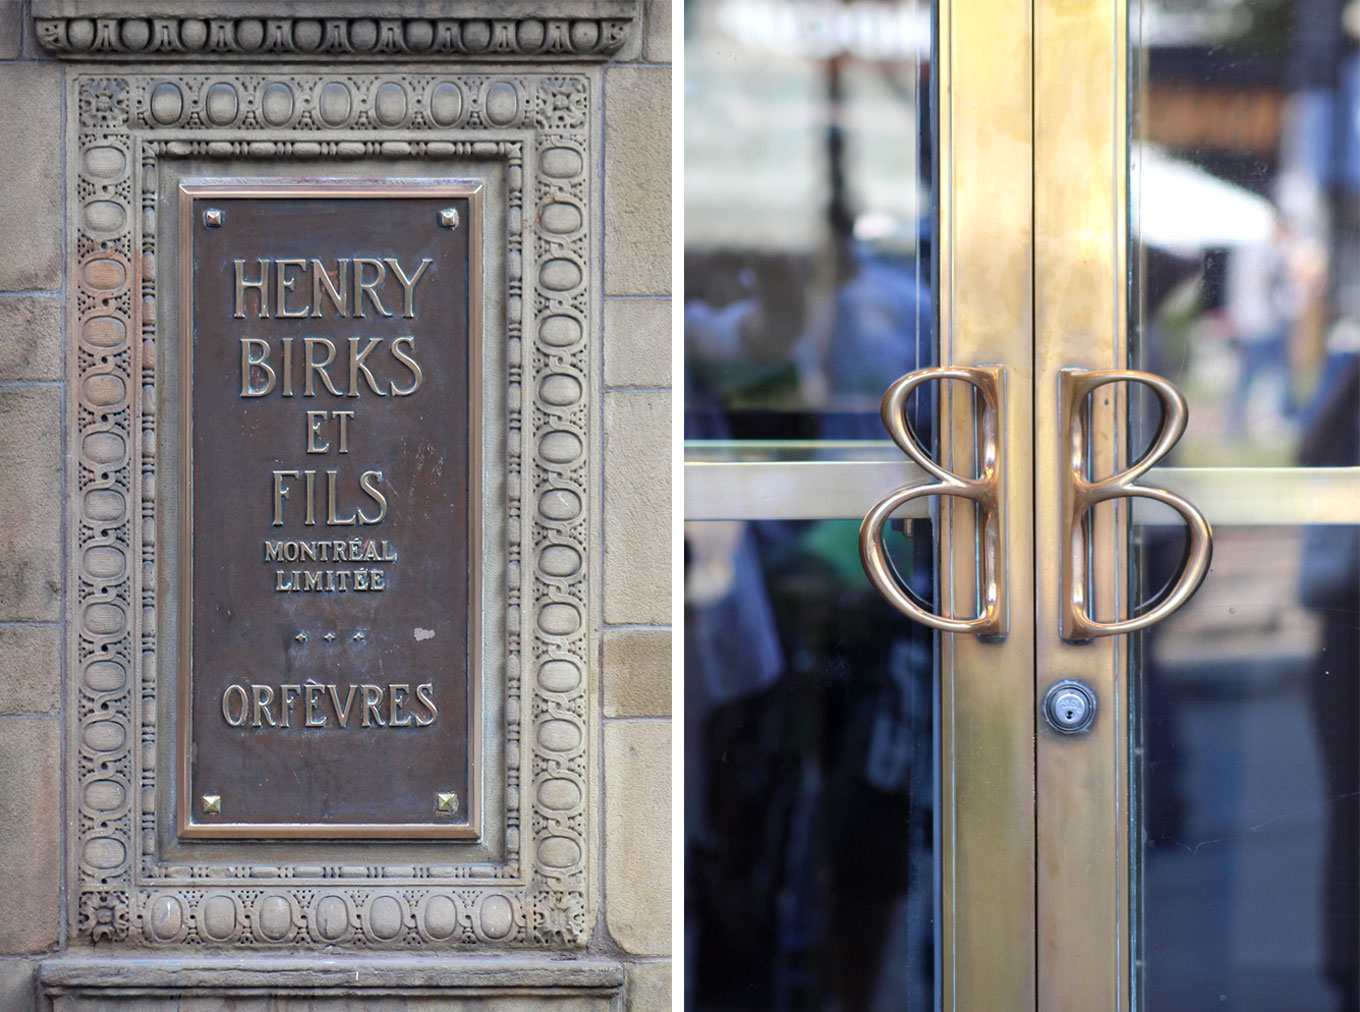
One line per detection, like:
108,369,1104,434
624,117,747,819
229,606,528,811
1135,143,1278,256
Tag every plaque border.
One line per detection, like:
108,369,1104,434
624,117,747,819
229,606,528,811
69,70,595,947
174,180,485,841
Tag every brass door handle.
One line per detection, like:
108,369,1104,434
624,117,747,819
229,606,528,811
859,366,1212,641
859,365,1008,637
1059,368,1213,640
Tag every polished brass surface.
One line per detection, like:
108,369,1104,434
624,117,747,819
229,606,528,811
176,181,484,840
1059,369,1212,640
1033,0,1132,1005
860,365,1008,636
200,794,221,815
937,0,1036,1005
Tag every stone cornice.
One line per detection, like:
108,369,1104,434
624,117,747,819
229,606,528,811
33,1,639,60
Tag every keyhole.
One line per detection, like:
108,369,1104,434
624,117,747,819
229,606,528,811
1043,680,1096,734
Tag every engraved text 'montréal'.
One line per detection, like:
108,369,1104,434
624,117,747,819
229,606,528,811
264,538,399,563
264,538,397,593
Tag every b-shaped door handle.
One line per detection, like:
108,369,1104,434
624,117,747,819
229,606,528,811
859,365,1212,642
1058,368,1212,640
859,365,1008,638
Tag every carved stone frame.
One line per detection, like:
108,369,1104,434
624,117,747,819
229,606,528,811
69,69,595,948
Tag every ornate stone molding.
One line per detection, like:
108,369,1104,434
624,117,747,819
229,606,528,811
69,69,594,948
35,2,637,60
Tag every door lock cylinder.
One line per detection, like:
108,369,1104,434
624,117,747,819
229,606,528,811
1043,680,1097,734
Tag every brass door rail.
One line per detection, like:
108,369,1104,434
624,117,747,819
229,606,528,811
684,459,1359,524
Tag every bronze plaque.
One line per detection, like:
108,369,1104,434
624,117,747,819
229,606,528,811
176,182,482,839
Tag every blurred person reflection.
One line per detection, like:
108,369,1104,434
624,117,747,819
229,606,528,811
1296,322,1360,1010
1224,220,1307,434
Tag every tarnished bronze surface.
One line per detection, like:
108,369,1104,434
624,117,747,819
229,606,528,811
177,181,482,839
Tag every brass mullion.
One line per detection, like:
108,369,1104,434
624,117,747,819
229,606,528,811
1033,0,1130,1007
938,0,1036,1006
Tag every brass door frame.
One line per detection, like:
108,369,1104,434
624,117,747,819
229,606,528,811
936,0,1036,1002
1033,0,1131,1006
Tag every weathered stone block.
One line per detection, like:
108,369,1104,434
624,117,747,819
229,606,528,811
0,297,62,380
604,722,671,955
626,961,671,1011
0,718,60,952
0,959,38,1012
78,999,614,1012
603,392,670,625
604,298,670,388
0,64,62,290
0,4,23,60
49,996,615,1012
0,388,61,621
603,627,670,717
643,0,671,62
604,67,670,296
610,0,645,61
41,955,625,1010
0,625,60,714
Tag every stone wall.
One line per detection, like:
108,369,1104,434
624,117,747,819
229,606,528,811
0,2,670,1008
600,1,672,1005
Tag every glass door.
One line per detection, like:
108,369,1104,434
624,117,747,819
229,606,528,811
685,0,1036,1007
686,0,1359,1009
1039,0,1360,1008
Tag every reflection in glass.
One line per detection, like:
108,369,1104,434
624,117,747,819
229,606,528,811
1131,0,1360,465
1133,523,1359,1011
685,5,937,1004
686,519,935,1010
1132,3,1359,1006
685,0,933,446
